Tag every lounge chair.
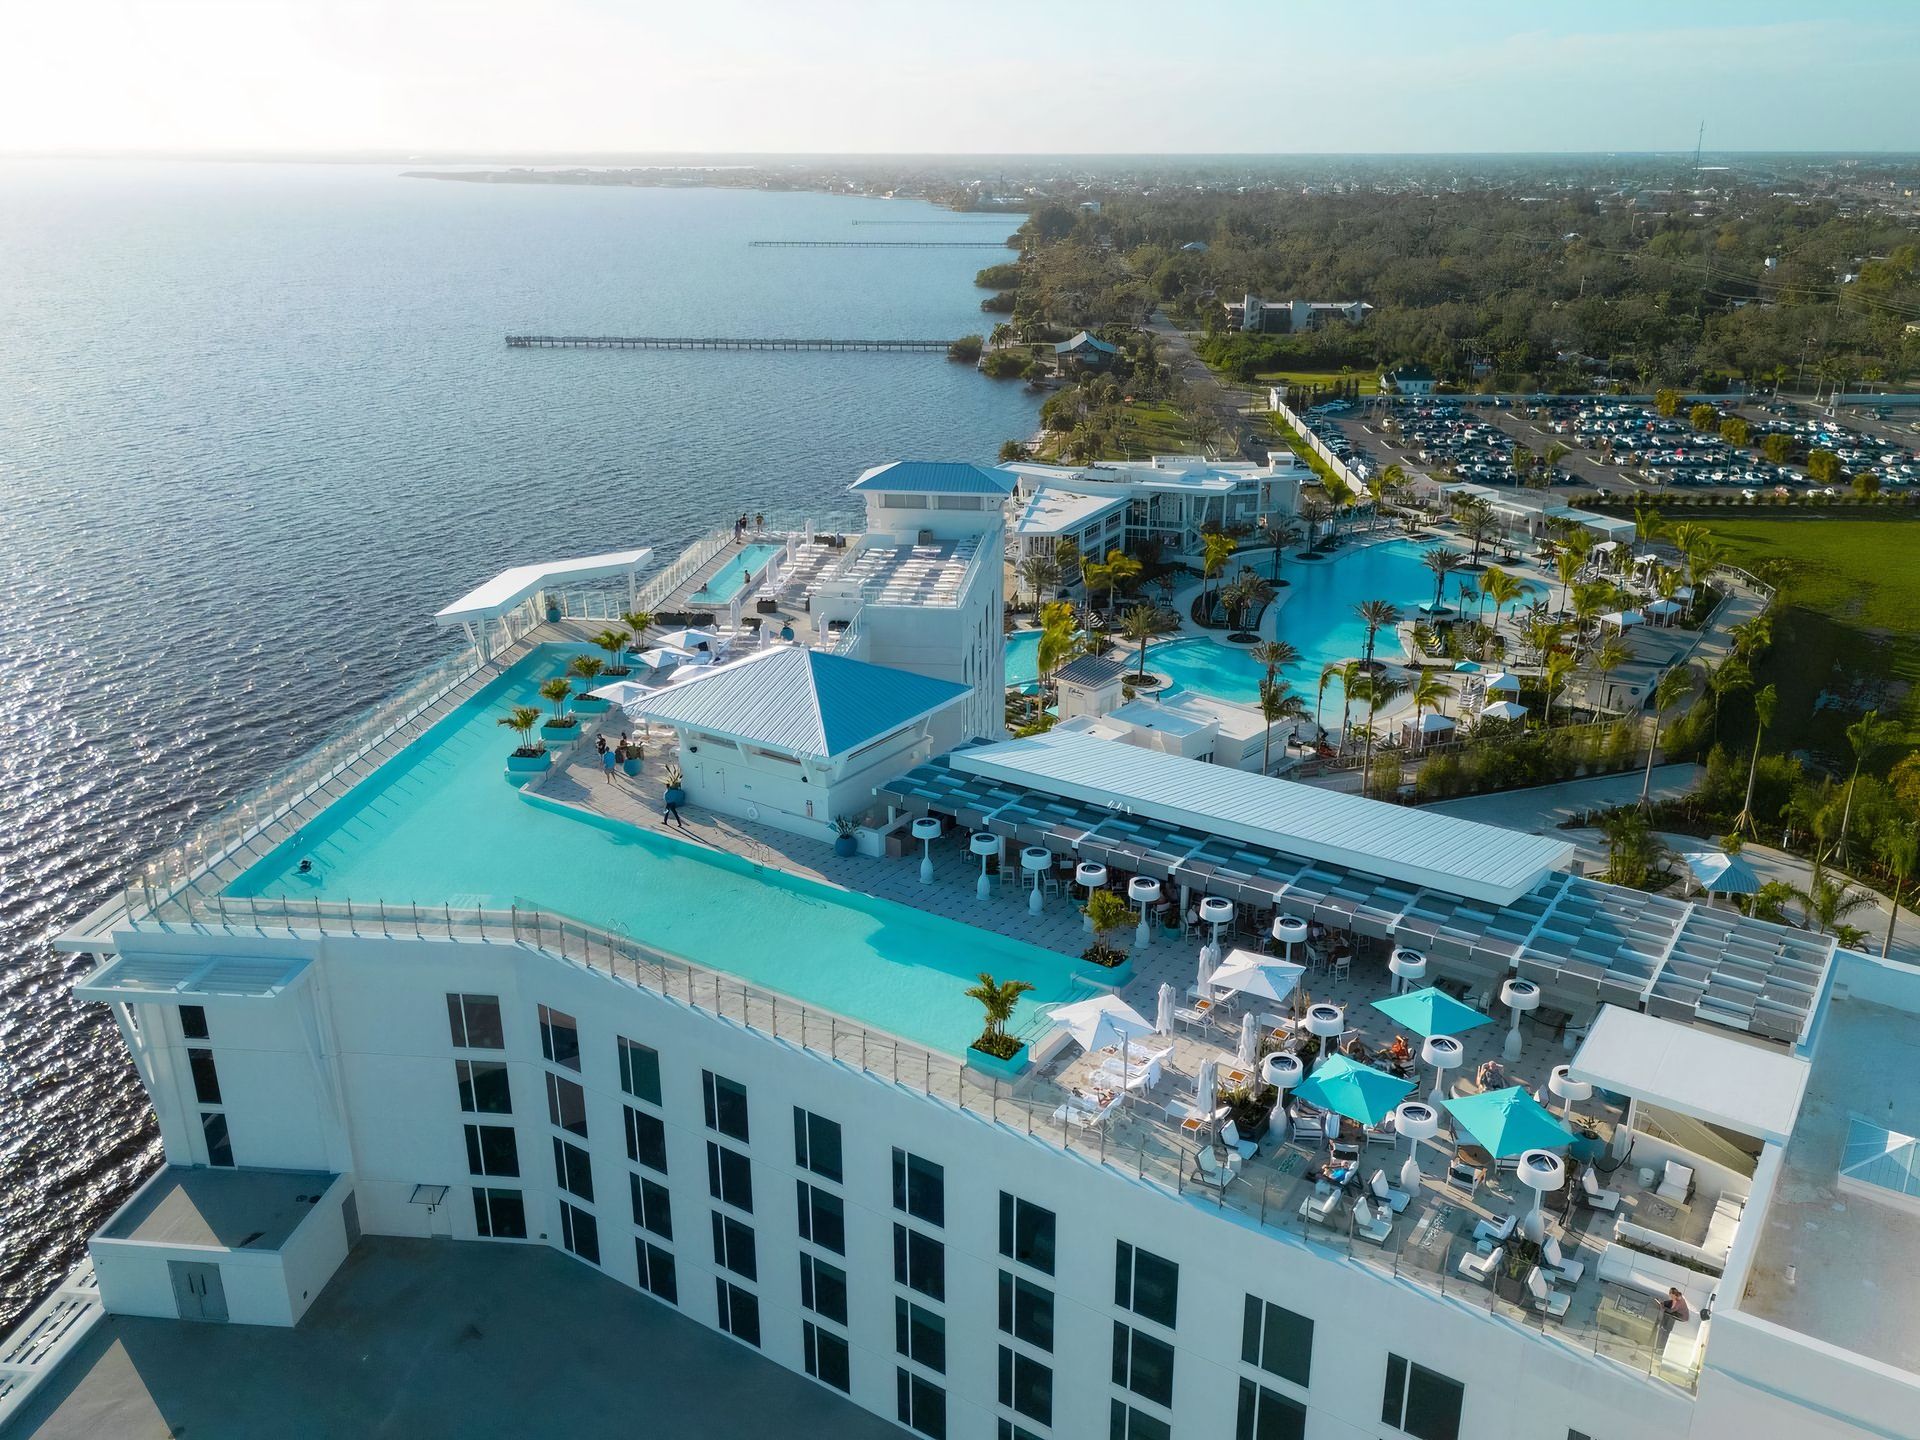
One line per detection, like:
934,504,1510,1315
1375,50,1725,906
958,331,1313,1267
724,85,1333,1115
1457,1244,1502,1284
1369,1170,1411,1214
1292,1107,1327,1143
1525,1266,1571,1318
1352,1197,1393,1245
1446,1161,1481,1195
1220,1120,1259,1162
1194,1146,1242,1190
1542,1233,1585,1285
1473,1212,1517,1245
1580,1167,1621,1212
1656,1160,1696,1206
1299,1185,1342,1224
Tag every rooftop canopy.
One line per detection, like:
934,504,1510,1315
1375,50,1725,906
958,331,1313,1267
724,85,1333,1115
1293,1054,1413,1127
1569,1004,1810,1145
628,647,967,763
1372,985,1492,1040
848,461,1016,497
435,548,653,626
952,730,1571,906
1444,1085,1573,1157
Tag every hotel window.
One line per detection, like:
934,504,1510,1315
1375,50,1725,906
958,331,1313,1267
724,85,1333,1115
1114,1241,1179,1328
629,1173,673,1240
1109,1399,1171,1440
710,1212,757,1281
559,1201,599,1265
706,1142,753,1212
446,993,504,1050
715,1279,760,1347
997,1272,1054,1351
895,1371,946,1439
702,1070,750,1142
1111,1322,1175,1407
894,1297,945,1374
892,1148,944,1226
537,1004,580,1071
464,1123,519,1177
1381,1354,1464,1440
472,1187,526,1240
624,1106,668,1173
793,1108,843,1182
893,1223,944,1301
617,1035,661,1105
635,1239,677,1304
456,1059,512,1114
804,1322,851,1393
998,1424,1044,1440
179,1004,209,1040
187,1048,222,1106
1236,1379,1306,1440
201,1112,234,1167
998,1194,1055,1275
1241,1294,1312,1388
997,1346,1052,1427
796,1181,846,1254
552,1137,594,1202
545,1073,588,1137
800,1254,848,1324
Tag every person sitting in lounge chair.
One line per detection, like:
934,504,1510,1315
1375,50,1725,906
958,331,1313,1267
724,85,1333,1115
1382,1034,1414,1074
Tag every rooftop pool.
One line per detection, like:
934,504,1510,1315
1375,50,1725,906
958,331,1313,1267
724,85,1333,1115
688,542,782,606
228,646,1085,1053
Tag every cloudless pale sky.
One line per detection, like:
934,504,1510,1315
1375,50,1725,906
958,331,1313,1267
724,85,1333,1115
6,0,1918,156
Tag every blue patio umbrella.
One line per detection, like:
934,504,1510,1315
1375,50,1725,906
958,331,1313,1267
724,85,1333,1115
1292,1053,1413,1128
1372,986,1493,1040
1444,1085,1573,1158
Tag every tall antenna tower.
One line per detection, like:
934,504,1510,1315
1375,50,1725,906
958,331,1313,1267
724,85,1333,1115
1692,121,1705,174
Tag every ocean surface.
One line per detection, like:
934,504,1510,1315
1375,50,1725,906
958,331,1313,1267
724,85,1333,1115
0,161,1037,1328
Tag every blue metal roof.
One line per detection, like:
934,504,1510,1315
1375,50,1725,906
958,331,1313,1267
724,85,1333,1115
633,647,968,759
848,461,1017,496
1054,330,1118,355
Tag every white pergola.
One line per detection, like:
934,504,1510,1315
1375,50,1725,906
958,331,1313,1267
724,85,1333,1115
436,548,653,663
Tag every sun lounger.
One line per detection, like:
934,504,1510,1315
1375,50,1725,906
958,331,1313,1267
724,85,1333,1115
1542,1233,1585,1285
1473,1212,1517,1245
1220,1120,1258,1162
1525,1266,1571,1318
1299,1185,1342,1224
1580,1167,1621,1212
1369,1170,1411,1214
1459,1244,1502,1283
1352,1197,1393,1245
1194,1146,1242,1190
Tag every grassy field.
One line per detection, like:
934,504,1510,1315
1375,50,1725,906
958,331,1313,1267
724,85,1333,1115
1705,515,1920,759
1254,368,1381,395
1033,400,1200,462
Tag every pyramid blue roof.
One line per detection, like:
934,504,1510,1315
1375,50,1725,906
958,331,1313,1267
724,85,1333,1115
849,461,1016,496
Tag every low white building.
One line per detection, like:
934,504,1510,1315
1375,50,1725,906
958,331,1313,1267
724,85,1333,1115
1002,455,1304,563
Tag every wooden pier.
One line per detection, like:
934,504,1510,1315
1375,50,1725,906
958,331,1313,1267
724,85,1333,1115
747,239,1010,249
505,335,955,352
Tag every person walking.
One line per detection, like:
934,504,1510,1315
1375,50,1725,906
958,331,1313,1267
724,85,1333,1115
601,746,617,785
663,795,686,828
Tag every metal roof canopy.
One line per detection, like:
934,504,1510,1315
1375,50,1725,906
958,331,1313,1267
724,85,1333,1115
76,951,313,1003
1570,1004,1810,1145
435,548,653,625
953,730,1571,906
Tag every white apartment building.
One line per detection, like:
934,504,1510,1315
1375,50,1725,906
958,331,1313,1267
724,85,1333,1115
1002,456,1304,565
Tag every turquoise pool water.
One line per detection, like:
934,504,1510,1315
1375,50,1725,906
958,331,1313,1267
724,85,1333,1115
688,543,782,606
228,646,1086,1053
1005,629,1041,687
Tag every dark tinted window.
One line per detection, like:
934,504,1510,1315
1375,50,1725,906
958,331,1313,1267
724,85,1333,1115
998,1193,1055,1275
805,1322,850,1393
702,1071,749,1142
456,1059,512,1114
794,1109,844,1182
706,1142,753,1212
202,1111,233,1167
446,993,504,1050
625,1106,668,1172
188,1049,221,1105
1115,1241,1179,1328
618,1036,661,1104
179,1005,208,1040
464,1123,519,1177
892,1149,944,1226
1241,1294,1312,1387
630,1172,673,1239
998,1271,1054,1351
893,1224,944,1301
546,1073,588,1136
538,1004,580,1071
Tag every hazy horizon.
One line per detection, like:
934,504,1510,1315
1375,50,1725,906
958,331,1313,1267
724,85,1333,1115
6,1,1917,157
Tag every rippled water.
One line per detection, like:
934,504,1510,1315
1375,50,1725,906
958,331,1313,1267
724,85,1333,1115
0,161,1036,1328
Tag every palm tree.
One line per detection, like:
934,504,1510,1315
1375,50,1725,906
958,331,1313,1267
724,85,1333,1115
1542,651,1576,726
1017,553,1060,607
1315,661,1342,732
1590,636,1632,710
1099,548,1142,610
497,704,545,752
539,676,573,719
590,629,631,675
1631,498,1663,566
1200,532,1238,607
1034,601,1078,685
1353,599,1402,671
1411,668,1453,725
1421,546,1465,613
1640,664,1696,809
1458,498,1498,566
1052,537,1081,583
1554,548,1582,614
1299,498,1334,549
1481,566,1526,635
1356,673,1405,796
1879,825,1918,957
1796,861,1872,938
963,972,1037,1056
1837,709,1889,865
620,610,655,653
1079,557,1113,612
1257,677,1309,776
1262,517,1302,585
1703,654,1752,744
1119,603,1173,680
1332,659,1362,757
568,654,606,693
1732,684,1778,837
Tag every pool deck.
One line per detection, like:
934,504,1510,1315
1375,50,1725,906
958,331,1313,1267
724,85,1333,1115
4,1238,903,1440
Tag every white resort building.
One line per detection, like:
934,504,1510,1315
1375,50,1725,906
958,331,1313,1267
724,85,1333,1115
10,459,1920,1440
1002,455,1305,565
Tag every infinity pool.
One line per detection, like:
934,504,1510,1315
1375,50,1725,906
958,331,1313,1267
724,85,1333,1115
229,646,1085,1053
688,543,782,606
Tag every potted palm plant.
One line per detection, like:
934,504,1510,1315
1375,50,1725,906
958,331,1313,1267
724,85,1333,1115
569,655,611,712
539,677,580,746
832,816,860,857
1079,889,1135,988
621,610,654,666
621,739,645,778
591,628,633,679
963,972,1036,1078
662,762,687,807
498,704,550,779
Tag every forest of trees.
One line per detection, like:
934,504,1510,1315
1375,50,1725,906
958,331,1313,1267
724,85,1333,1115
997,190,1920,394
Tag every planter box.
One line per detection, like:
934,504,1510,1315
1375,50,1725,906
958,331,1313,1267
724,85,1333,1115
663,786,687,806
542,723,584,747
571,695,612,714
506,750,552,775
1077,957,1135,990
965,1044,1031,1081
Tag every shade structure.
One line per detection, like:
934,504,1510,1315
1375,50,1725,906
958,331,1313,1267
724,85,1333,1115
1208,952,1305,1005
1483,672,1521,695
1480,700,1528,722
1048,995,1155,1053
1680,850,1761,896
1372,986,1493,1040
1444,1085,1573,1158
653,627,718,653
1292,1054,1413,1128
589,679,656,707
634,646,693,671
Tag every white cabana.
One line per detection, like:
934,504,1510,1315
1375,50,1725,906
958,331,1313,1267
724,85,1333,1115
1680,850,1762,897
1401,712,1455,750
1645,598,1683,626
1569,1005,1810,1145
1480,700,1528,723
435,547,654,663
1482,672,1521,695
1208,950,1306,1005
1602,609,1645,630
1048,995,1156,1053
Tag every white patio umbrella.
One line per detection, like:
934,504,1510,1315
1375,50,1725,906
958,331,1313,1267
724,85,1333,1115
1236,1018,1259,1067
1155,982,1176,1036
633,646,692,672
1195,946,1218,997
1049,994,1155,1096
1208,953,1306,1006
654,627,716,654
1195,1056,1217,1109
589,680,654,706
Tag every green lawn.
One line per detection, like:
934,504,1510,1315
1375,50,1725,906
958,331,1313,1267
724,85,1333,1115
1255,367,1381,395
1706,515,1920,758
1033,400,1201,462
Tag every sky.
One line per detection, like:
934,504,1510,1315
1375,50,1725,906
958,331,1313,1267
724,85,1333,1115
5,0,1918,157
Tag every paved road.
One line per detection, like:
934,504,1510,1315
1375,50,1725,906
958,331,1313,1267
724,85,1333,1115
1146,311,1269,461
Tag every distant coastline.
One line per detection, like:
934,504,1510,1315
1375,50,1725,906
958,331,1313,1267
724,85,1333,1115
400,165,1031,214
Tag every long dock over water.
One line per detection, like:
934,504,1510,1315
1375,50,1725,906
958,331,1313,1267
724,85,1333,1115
747,239,1010,249
506,335,954,352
